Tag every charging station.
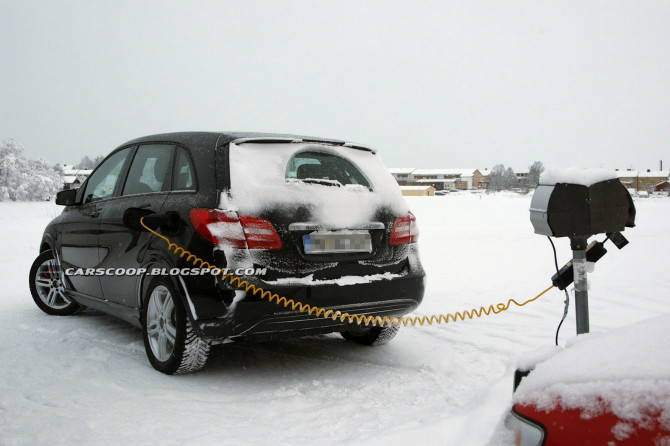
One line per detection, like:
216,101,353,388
530,178,636,334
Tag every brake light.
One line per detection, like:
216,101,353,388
389,212,419,245
188,209,282,250
239,215,283,249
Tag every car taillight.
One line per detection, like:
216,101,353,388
389,212,419,245
238,215,282,249
188,209,282,250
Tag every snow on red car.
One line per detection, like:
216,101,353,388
506,315,670,445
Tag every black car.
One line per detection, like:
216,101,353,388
29,132,425,374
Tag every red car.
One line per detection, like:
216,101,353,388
507,315,670,445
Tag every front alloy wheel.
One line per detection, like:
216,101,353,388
29,250,80,316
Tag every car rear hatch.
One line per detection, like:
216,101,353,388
211,139,417,281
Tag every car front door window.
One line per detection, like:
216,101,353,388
82,148,131,203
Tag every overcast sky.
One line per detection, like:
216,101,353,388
2,1,669,171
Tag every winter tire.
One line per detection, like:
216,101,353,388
29,250,80,316
142,277,211,374
341,324,399,346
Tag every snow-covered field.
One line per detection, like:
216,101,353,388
0,193,668,445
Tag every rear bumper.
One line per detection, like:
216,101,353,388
195,273,425,339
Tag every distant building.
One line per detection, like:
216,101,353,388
515,171,530,187
615,169,669,192
61,165,93,190
388,168,415,186
400,185,435,196
62,176,82,190
478,168,491,189
390,165,670,192
655,181,669,192
389,168,485,190
638,170,669,192
616,169,639,190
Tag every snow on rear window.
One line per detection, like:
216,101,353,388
223,142,408,227
286,151,371,188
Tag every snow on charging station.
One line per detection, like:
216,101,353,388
529,169,636,334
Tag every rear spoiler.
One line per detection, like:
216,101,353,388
231,137,376,154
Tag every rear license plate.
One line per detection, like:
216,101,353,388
303,231,372,254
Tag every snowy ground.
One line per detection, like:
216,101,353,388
0,193,668,445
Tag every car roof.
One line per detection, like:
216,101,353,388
119,131,373,152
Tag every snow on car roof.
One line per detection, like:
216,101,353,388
514,315,670,424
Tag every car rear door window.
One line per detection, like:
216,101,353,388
122,144,174,196
82,147,131,203
173,147,196,191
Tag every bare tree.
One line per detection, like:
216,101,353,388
527,161,545,188
487,164,506,192
486,164,522,191
502,167,517,189
75,156,93,169
75,155,104,169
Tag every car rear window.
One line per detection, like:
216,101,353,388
224,142,409,228
286,151,370,188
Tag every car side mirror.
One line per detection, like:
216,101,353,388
56,189,78,206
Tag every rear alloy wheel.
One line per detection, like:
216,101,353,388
142,278,211,374
29,250,80,316
341,324,400,346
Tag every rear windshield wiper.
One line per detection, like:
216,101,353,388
289,178,343,187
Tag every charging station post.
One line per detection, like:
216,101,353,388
570,236,589,334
